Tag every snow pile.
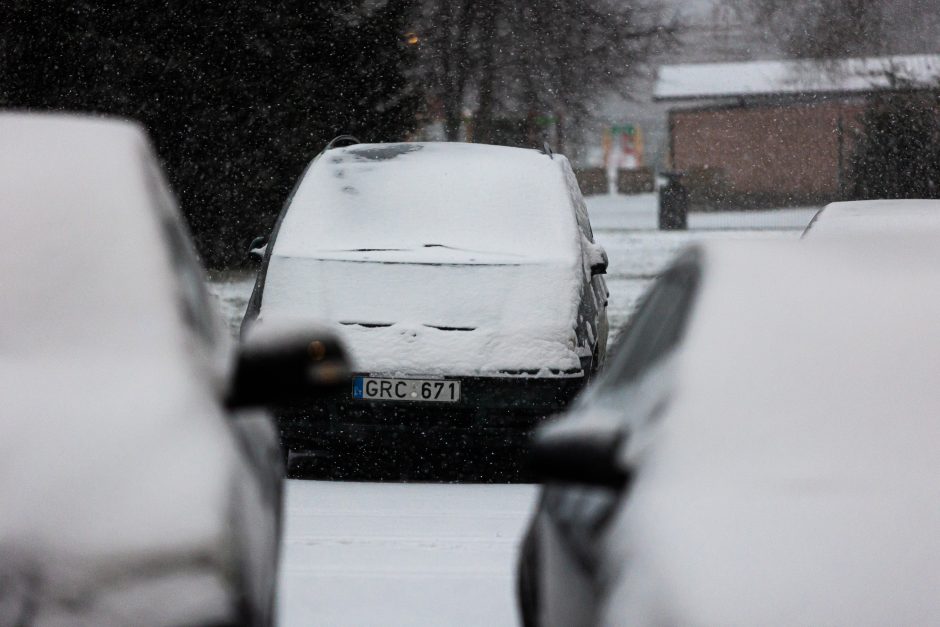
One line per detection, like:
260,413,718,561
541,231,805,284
805,199,940,238
603,238,940,625
261,142,588,375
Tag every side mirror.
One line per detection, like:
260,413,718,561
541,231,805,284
226,323,351,408
248,235,268,262
529,411,630,489
589,245,608,276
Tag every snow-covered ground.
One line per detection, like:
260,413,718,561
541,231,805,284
587,193,818,231
591,195,814,344
206,195,816,627
206,269,255,337
278,482,537,627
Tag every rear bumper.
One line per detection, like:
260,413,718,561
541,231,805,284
277,374,587,448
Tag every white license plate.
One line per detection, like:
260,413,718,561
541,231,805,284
352,377,461,403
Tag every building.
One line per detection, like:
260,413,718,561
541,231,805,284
654,54,940,208
595,1,780,170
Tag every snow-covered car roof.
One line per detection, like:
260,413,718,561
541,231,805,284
804,199,940,238
607,238,940,625
1,113,184,355
271,142,580,264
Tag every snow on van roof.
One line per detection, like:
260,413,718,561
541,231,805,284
610,238,940,625
654,54,940,101
271,142,579,263
804,199,940,238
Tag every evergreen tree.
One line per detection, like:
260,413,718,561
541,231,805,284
1,1,419,268
848,92,940,200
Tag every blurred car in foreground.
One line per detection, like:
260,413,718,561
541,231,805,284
0,114,348,626
804,198,940,237
243,140,608,459
518,239,940,627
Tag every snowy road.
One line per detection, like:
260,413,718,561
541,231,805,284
277,482,537,627
207,195,816,627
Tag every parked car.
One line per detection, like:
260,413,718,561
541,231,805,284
0,114,348,626
518,238,940,627
243,140,608,457
803,198,940,238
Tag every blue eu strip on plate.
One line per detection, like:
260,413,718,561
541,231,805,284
352,377,364,399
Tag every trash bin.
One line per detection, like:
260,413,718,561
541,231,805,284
658,171,689,231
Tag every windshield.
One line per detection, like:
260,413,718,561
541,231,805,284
271,142,579,261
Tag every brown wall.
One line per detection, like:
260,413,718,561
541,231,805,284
574,168,608,196
669,100,865,208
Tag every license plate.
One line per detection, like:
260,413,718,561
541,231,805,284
352,377,461,403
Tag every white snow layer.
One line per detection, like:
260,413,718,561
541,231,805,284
278,480,538,627
805,199,940,238
602,238,940,626
261,143,588,375
273,142,578,261
655,53,940,100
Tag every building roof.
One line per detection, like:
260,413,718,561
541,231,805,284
654,54,940,102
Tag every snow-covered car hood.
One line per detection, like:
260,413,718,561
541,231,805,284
805,199,940,238
0,358,242,626
257,253,585,376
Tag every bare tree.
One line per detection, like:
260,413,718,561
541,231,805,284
725,0,940,59
407,0,677,148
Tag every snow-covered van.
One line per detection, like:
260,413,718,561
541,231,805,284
243,140,609,457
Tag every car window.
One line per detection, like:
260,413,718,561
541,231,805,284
563,161,595,242
601,260,700,389
161,217,221,348
140,156,223,351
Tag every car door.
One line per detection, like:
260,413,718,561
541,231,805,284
562,161,609,371
149,164,284,624
522,254,701,627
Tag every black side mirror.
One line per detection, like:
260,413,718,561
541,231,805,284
248,235,268,262
226,324,350,408
529,415,630,489
590,245,608,276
